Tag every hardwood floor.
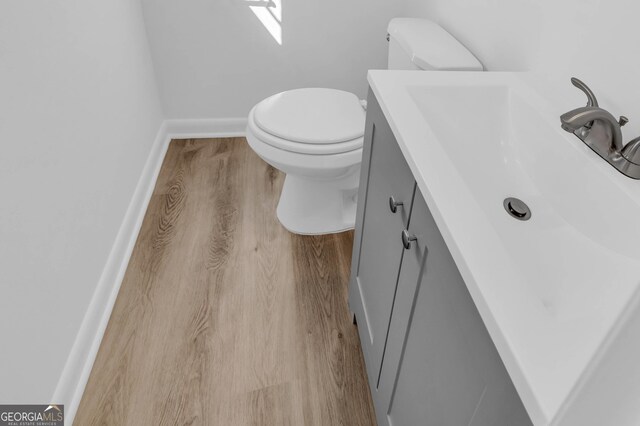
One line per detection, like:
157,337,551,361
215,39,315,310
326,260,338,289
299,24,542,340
75,138,376,425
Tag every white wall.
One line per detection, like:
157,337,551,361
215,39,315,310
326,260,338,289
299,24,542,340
0,0,163,408
141,0,403,119
401,0,640,141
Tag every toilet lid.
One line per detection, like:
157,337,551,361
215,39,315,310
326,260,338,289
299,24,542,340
253,88,365,144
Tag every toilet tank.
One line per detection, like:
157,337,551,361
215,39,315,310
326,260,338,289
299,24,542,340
387,18,483,71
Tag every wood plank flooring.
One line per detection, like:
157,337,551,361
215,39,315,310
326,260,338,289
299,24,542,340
75,138,376,425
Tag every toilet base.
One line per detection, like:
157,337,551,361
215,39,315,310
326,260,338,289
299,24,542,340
276,168,360,235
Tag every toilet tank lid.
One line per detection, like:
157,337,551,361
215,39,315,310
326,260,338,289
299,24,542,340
388,18,483,71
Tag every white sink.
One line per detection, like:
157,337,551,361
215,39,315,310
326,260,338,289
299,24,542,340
368,70,640,426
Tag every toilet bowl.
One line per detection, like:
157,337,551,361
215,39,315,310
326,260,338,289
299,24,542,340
245,87,365,235
245,18,484,235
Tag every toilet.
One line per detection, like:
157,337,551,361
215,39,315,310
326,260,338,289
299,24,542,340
246,18,483,235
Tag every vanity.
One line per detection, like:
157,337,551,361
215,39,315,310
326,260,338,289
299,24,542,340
349,71,640,426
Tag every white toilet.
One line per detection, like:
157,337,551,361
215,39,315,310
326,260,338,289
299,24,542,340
246,18,483,235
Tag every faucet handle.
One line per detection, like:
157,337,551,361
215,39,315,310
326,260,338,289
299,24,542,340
619,116,629,127
571,77,599,108
622,136,640,164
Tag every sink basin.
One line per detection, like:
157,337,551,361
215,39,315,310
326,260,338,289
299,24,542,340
368,70,640,426
410,84,640,315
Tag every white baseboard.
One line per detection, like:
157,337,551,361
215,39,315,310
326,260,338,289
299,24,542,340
165,117,247,139
51,117,248,425
52,122,171,425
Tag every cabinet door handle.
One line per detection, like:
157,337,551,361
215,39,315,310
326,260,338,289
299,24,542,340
389,196,404,213
401,229,417,250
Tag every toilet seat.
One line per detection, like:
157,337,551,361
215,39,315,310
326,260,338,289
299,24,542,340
250,88,365,155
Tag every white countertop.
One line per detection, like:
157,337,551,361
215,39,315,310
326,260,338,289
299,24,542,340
367,70,640,426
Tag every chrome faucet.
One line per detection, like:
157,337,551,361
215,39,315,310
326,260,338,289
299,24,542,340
560,106,624,151
560,77,640,179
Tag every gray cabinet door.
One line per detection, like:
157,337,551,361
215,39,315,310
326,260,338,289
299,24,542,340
377,189,533,426
349,92,416,389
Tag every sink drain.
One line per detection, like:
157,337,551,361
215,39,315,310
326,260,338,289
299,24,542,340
503,197,531,221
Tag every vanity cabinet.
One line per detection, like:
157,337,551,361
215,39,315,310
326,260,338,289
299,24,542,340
349,92,416,385
349,92,533,426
